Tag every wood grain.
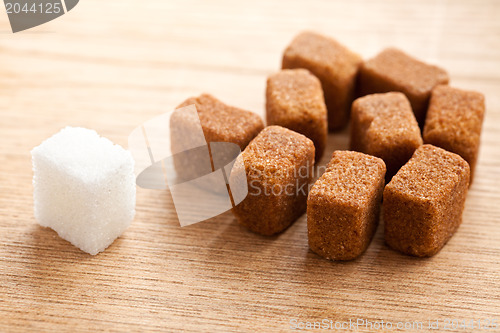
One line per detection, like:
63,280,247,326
1,0,499,331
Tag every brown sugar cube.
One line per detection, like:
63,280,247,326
232,126,315,235
423,85,485,183
350,92,423,181
282,31,362,130
266,69,328,161
358,48,449,125
171,94,264,183
384,144,470,257
175,93,264,150
307,151,386,260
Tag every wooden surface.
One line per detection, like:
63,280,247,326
1,0,500,331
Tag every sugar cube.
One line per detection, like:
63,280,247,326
384,145,470,257
266,69,328,161
350,92,422,181
423,85,485,183
231,126,315,235
282,31,362,130
307,151,386,260
31,127,136,255
172,94,264,183
358,48,449,125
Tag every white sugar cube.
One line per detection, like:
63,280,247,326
31,127,136,255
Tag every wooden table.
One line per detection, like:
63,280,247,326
1,0,499,331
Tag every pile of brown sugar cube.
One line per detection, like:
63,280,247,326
173,31,485,260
